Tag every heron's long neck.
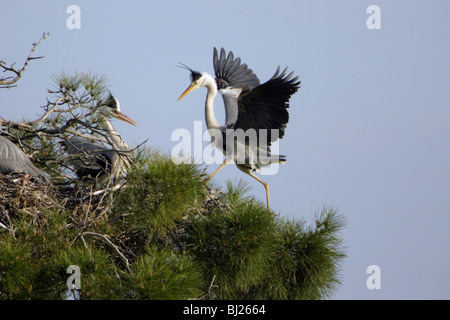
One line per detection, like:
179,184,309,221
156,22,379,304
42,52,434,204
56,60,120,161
99,118,130,151
204,74,221,130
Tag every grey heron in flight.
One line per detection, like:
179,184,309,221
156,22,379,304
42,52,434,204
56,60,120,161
0,135,51,182
178,48,300,209
62,92,137,184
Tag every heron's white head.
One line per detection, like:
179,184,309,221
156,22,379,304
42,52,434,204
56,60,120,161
177,64,214,101
97,92,137,126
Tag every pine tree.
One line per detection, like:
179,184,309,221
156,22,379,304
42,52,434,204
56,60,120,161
1,67,346,300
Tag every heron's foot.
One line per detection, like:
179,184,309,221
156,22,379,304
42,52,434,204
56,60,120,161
202,177,212,183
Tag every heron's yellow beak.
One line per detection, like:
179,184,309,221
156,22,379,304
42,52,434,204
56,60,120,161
178,84,195,101
114,110,138,126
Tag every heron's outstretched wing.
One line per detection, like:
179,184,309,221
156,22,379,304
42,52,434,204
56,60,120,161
213,47,261,127
0,136,50,181
213,47,260,90
233,66,301,145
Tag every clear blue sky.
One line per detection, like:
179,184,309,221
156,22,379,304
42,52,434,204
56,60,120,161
1,1,449,299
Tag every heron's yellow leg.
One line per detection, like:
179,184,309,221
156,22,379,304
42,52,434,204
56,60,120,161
203,160,229,183
247,171,270,210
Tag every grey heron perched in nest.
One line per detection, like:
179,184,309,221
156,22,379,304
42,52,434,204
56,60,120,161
0,135,51,182
62,92,137,184
177,48,301,209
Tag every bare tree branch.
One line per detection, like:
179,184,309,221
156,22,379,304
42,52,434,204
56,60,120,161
195,275,218,300
81,231,132,272
0,32,49,88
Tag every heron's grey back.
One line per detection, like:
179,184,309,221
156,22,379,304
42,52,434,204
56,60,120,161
62,138,120,182
63,138,119,168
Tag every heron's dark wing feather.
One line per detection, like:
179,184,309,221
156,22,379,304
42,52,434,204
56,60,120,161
233,67,301,144
74,155,114,181
213,48,261,90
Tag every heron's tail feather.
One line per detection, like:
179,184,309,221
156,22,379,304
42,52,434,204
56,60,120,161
277,154,286,164
269,154,286,164
256,154,286,166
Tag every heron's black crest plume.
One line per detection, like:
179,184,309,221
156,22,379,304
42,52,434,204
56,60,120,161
103,91,118,110
177,63,202,82
177,62,193,73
